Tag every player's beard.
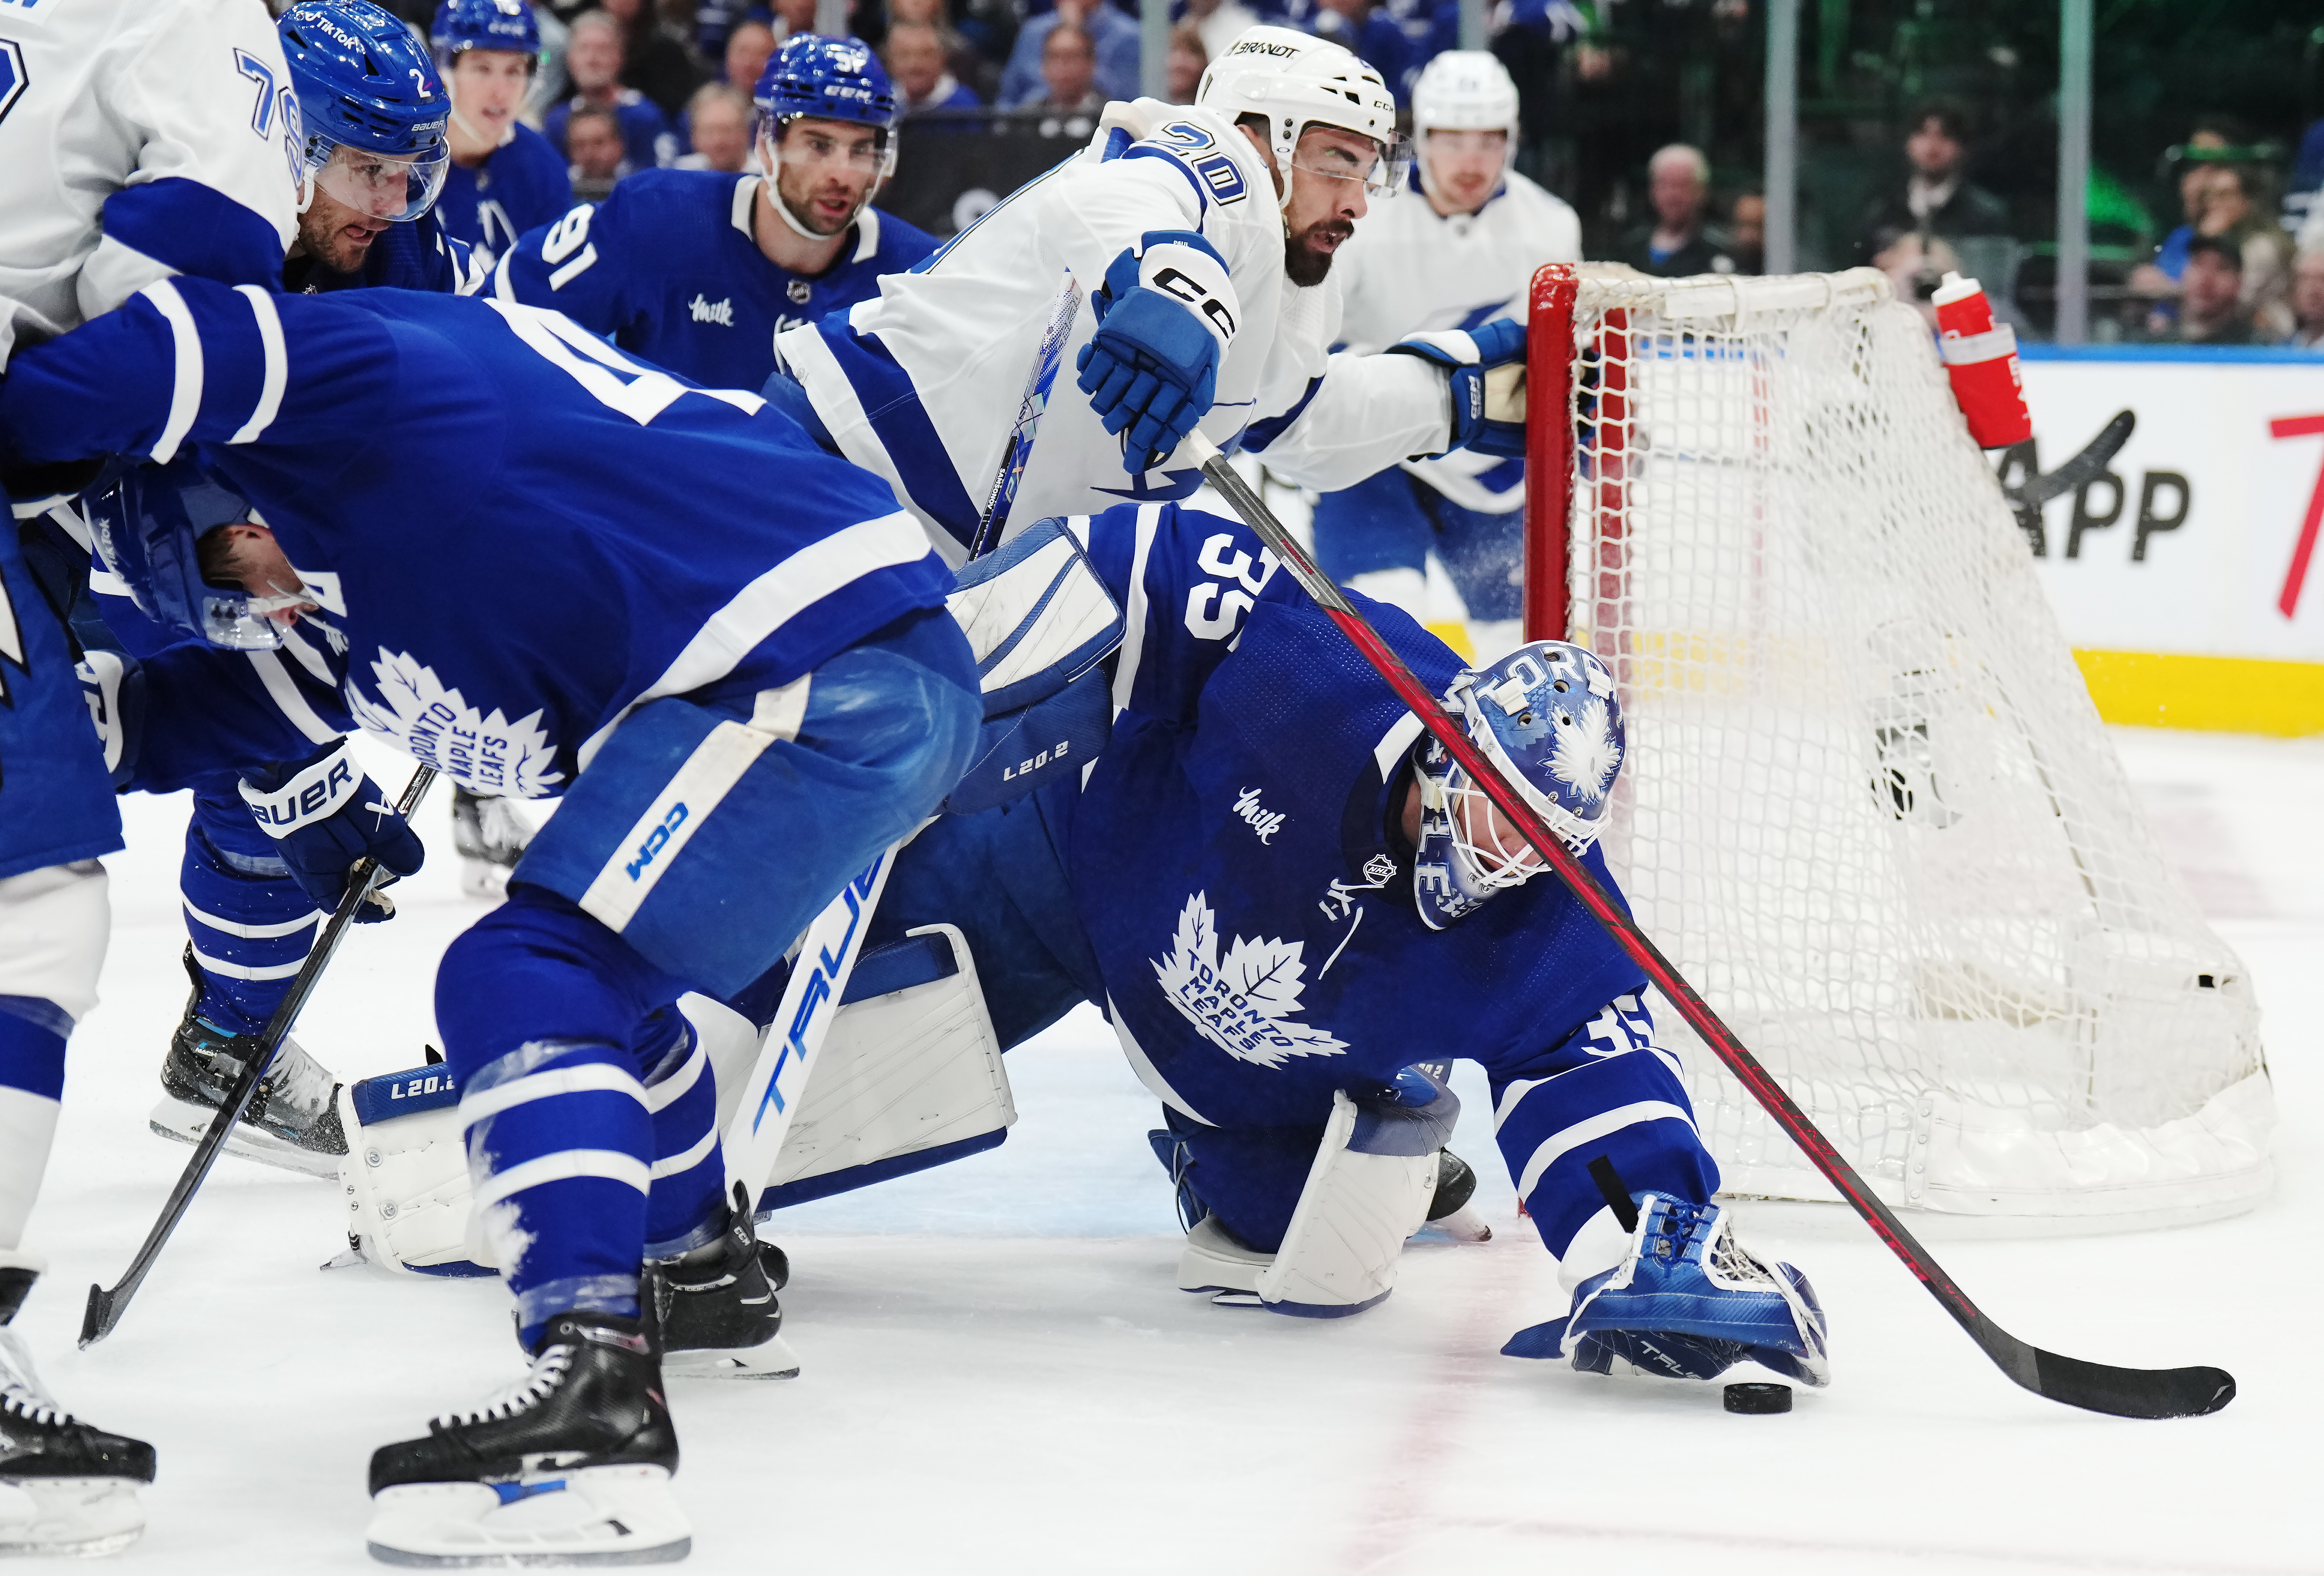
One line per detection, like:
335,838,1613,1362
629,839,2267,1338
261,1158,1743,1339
776,166,867,238
1283,215,1352,288
296,200,385,275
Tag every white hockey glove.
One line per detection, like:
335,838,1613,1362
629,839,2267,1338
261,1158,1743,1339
1386,318,1528,458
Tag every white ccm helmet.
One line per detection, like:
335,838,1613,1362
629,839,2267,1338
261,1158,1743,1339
1411,50,1521,137
1197,25,1407,206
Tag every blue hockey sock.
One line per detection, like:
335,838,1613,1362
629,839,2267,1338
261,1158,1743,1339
438,884,711,1348
180,783,319,1036
0,998,68,1103
639,1022,727,1257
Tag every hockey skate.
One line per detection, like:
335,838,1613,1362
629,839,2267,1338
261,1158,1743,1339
451,786,535,899
367,1310,688,1567
0,1266,155,1558
654,1187,798,1380
150,946,346,1178
1504,1192,1829,1387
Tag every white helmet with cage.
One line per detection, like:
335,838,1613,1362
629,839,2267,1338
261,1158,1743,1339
1196,26,1407,205
1411,50,1520,137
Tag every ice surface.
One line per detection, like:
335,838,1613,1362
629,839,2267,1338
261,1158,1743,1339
10,729,2319,1573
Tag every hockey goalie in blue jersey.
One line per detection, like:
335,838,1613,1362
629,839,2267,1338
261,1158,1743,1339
0,279,979,1564
494,34,937,393
821,500,1829,1390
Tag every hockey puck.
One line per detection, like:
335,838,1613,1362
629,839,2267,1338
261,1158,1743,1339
1724,1382,1792,1414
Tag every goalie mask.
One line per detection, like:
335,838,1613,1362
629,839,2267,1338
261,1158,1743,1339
85,461,314,652
1412,641,1624,930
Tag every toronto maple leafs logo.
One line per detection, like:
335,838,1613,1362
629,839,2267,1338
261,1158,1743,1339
1550,696,1621,803
345,648,564,798
1150,893,1347,1069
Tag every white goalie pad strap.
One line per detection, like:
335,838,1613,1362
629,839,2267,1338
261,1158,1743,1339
750,923,1015,1210
337,1068,498,1278
944,517,1126,717
1254,1091,1444,1318
0,861,109,1023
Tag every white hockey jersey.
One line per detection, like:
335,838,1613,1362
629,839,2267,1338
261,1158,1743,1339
0,0,300,367
777,97,1453,561
1328,166,1580,514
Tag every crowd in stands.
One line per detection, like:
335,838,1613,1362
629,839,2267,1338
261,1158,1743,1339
353,0,2324,351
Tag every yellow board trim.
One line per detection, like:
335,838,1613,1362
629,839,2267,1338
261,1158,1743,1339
2072,649,2324,737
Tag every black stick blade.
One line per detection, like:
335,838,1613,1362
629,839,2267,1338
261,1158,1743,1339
80,1283,119,1350
2025,1349,2235,1420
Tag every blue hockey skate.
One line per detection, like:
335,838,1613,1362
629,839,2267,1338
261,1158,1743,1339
1503,1193,1829,1387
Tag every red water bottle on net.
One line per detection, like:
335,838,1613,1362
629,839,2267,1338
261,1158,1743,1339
1931,271,2031,448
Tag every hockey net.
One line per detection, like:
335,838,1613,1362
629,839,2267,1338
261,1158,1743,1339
1523,264,2273,1222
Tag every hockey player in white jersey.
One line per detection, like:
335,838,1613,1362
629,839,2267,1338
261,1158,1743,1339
1312,51,1580,664
771,25,1530,560
0,0,300,1553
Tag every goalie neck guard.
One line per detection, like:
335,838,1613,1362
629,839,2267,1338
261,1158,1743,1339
1196,26,1406,204
1412,641,1625,931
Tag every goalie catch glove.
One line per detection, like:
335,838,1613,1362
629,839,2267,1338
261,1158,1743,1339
1074,230,1239,473
1386,318,1528,458
239,740,424,922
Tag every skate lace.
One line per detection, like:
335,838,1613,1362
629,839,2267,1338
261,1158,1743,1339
433,1345,573,1430
0,1329,69,1429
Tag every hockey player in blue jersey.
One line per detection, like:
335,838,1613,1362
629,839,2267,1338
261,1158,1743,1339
431,0,575,265
0,279,978,1564
275,0,484,297
103,0,487,1181
808,500,1828,1388
496,34,937,394
0,0,304,1550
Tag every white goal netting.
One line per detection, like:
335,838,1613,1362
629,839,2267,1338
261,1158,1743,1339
1533,265,2273,1222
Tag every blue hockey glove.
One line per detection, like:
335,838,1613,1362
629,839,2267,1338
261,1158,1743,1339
74,648,144,790
1075,230,1239,473
239,741,423,922
1386,318,1529,458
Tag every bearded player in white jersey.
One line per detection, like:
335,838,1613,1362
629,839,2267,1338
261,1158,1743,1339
770,25,1531,561
0,0,301,1554
1313,52,1580,664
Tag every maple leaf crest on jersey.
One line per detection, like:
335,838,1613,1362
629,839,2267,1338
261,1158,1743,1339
1150,892,1348,1069
346,648,564,798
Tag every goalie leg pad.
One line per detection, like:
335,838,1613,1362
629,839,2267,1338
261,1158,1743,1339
339,1063,494,1278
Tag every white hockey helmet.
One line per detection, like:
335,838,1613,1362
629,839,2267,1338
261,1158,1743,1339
1197,26,1407,201
1412,51,1520,136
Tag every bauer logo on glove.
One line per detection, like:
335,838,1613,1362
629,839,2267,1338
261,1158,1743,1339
239,740,426,921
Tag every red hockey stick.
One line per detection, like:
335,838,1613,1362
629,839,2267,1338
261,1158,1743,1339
1184,431,2231,1421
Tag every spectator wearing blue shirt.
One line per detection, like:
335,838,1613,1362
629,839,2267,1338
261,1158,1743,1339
886,21,981,114
544,10,678,174
674,82,757,170
2131,121,2243,297
999,0,1138,107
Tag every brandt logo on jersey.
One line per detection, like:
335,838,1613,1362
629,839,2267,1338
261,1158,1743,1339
1232,787,1284,843
689,294,735,327
345,648,564,798
1151,893,1347,1070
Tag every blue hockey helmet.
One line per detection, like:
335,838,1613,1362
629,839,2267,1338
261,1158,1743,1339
85,462,315,652
429,0,541,62
753,36,899,238
1412,640,1625,930
279,0,452,223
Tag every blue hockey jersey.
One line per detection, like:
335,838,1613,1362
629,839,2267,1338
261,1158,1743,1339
436,123,575,265
1054,503,1650,1130
0,281,951,796
495,170,939,393
279,212,485,296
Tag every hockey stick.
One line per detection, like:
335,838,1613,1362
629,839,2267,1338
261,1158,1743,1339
2002,408,2135,511
968,272,1085,560
82,765,439,1347
727,276,1085,1202
1183,429,2233,1421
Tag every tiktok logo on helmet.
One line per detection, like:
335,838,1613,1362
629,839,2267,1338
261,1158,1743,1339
1412,641,1624,931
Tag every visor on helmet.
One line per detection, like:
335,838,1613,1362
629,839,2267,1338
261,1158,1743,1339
304,135,452,223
